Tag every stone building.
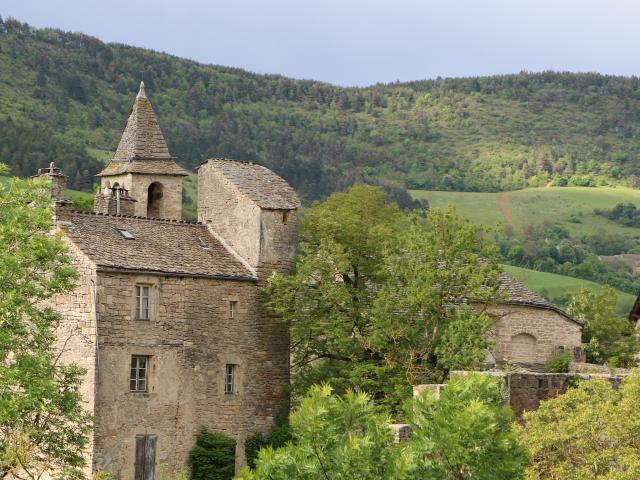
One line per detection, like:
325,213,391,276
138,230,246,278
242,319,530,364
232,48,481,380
490,273,583,369
36,82,299,479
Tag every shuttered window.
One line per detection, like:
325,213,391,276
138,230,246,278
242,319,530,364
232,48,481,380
134,434,157,480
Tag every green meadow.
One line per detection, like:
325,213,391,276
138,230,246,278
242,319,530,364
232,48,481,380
411,186,640,237
502,264,635,316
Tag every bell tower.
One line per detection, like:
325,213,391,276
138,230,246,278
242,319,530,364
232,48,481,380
95,82,187,219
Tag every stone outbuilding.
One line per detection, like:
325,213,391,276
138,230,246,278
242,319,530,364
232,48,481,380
489,273,583,370
38,82,299,479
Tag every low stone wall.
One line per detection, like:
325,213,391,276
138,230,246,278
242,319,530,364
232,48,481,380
451,370,627,417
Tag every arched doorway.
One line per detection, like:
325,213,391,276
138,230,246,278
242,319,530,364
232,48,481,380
147,182,164,218
510,333,537,364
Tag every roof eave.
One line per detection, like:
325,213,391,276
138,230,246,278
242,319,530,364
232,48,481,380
95,266,257,282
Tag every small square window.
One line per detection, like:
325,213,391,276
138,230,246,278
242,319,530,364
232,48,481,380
229,301,237,319
116,228,135,240
224,364,236,394
130,355,149,392
136,285,150,320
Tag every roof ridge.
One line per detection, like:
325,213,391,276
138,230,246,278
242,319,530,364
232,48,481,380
200,157,260,167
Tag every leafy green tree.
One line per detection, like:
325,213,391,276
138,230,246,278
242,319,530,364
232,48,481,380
0,165,91,479
238,384,409,480
239,375,526,480
263,185,500,410
407,374,527,480
518,375,640,479
567,287,639,366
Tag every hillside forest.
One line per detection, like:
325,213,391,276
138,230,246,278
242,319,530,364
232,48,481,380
4,17,640,204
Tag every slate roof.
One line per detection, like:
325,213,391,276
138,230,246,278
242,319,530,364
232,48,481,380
58,212,254,280
97,82,187,177
203,158,300,210
498,273,580,324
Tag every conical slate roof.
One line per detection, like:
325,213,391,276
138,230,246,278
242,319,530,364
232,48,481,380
98,82,187,176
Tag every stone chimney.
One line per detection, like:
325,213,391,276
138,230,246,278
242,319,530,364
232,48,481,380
33,162,67,200
94,183,137,216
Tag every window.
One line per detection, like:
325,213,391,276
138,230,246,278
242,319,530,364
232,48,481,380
229,301,237,319
282,211,289,224
116,227,135,240
136,285,150,320
130,355,149,392
224,364,236,394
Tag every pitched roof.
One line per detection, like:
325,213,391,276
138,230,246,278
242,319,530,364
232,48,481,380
203,158,300,210
498,273,580,324
98,82,186,176
58,212,254,280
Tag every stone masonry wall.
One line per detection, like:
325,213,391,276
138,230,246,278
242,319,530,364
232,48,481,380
92,272,289,478
488,305,582,367
49,238,98,478
197,163,261,268
451,371,625,417
98,173,183,220
257,209,299,279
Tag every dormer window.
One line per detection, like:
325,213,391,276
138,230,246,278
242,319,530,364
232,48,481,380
116,228,135,240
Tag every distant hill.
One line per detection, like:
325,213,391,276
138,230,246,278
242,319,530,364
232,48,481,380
3,17,640,201
413,187,640,305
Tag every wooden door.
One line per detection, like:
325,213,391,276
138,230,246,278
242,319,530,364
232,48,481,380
135,434,157,480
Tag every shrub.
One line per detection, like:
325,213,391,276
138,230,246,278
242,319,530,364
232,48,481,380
546,351,571,373
244,424,293,468
188,429,236,480
244,432,266,469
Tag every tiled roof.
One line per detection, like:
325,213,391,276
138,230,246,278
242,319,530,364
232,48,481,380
59,212,254,280
203,158,300,210
98,82,186,177
498,273,580,324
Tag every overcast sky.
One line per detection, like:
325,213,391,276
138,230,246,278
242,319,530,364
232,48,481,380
2,0,639,87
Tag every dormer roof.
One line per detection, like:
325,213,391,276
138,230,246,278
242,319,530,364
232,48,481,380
98,82,188,177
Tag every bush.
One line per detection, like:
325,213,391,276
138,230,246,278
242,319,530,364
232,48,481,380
244,432,266,469
546,351,571,373
244,424,292,468
188,429,236,480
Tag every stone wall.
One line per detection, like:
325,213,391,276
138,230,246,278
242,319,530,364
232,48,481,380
91,271,289,478
49,238,99,478
197,164,261,268
488,304,582,367
98,173,183,220
451,370,626,417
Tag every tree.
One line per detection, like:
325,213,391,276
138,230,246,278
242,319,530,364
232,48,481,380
0,165,91,479
239,374,526,480
238,384,409,480
518,375,640,479
263,185,501,411
407,374,527,480
567,287,639,366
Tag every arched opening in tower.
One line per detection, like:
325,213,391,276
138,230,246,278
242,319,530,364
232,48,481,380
147,182,164,218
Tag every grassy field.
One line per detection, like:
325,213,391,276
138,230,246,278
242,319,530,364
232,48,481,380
502,264,635,316
411,186,640,237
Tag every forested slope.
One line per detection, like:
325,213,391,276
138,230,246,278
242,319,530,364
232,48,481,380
3,17,640,201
